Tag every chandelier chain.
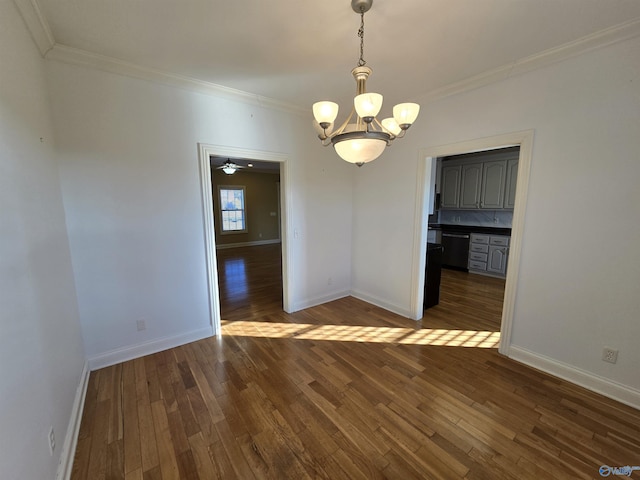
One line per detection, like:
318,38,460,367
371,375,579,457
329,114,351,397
357,10,366,67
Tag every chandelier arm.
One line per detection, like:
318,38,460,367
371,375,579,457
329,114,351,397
332,107,357,137
320,136,334,147
371,117,393,138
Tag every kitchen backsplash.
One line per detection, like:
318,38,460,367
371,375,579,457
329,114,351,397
438,209,513,228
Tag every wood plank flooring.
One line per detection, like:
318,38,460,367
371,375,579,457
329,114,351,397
72,245,640,479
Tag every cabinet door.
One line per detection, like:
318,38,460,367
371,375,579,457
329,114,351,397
487,245,508,276
480,160,507,209
460,163,482,209
503,158,519,209
440,165,461,208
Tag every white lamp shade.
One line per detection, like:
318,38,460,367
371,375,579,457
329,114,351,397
393,102,420,126
354,93,383,119
222,166,237,175
334,137,387,164
313,101,339,124
381,117,402,136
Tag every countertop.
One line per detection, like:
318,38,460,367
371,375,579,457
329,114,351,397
428,224,512,236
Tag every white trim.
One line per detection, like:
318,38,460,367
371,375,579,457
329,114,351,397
410,130,534,355
350,289,413,319
30,18,639,112
509,346,640,411
424,18,640,102
13,0,55,56
56,361,90,480
500,132,534,355
45,44,306,115
216,239,281,250
292,291,351,313
409,156,431,320
198,144,293,331
88,327,213,370
198,146,221,335
14,1,640,108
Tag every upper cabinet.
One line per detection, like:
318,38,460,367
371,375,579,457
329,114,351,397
480,160,507,209
440,149,518,210
503,158,519,209
441,164,462,208
460,162,483,208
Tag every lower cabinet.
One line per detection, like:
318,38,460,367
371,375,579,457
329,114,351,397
468,233,510,278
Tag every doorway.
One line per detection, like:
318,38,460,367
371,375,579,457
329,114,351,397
197,144,292,336
410,131,534,355
210,156,283,321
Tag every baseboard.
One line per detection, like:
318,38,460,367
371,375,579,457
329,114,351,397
56,361,90,480
216,239,281,250
88,326,214,370
508,345,640,411
349,289,413,319
291,290,351,313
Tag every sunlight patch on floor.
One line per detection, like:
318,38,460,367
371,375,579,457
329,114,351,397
221,320,500,348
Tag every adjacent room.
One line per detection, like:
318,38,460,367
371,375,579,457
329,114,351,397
2,0,639,479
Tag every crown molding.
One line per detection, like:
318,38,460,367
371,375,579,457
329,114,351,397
424,17,640,102
13,0,55,56
45,44,307,115
15,0,640,112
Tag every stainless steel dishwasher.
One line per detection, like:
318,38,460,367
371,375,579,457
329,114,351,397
441,232,470,270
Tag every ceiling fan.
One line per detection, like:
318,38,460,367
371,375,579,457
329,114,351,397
215,159,245,175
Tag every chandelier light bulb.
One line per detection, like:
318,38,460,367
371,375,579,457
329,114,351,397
334,137,387,164
393,103,420,129
381,118,402,136
312,102,339,127
354,93,383,122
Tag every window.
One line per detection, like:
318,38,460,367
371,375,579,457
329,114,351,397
219,186,247,233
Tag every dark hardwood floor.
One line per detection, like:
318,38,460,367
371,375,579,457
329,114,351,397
216,244,283,322
71,245,640,479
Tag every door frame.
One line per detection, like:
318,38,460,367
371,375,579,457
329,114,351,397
198,143,293,335
410,130,534,355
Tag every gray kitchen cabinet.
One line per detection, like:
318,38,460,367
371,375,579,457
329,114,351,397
469,233,509,277
487,245,508,276
480,160,507,209
441,164,462,208
439,148,518,211
503,158,519,209
460,162,483,208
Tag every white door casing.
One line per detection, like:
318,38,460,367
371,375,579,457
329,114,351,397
410,130,534,355
198,143,293,335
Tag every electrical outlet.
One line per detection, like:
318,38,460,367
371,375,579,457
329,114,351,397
136,319,146,331
602,347,618,364
48,427,55,455
328,277,332,285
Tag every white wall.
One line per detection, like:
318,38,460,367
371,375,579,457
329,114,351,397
0,3,86,479
351,36,640,399
46,60,354,364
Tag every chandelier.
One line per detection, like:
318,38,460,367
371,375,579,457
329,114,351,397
312,0,420,166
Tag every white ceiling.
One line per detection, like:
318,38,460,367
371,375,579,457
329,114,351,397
34,0,640,110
